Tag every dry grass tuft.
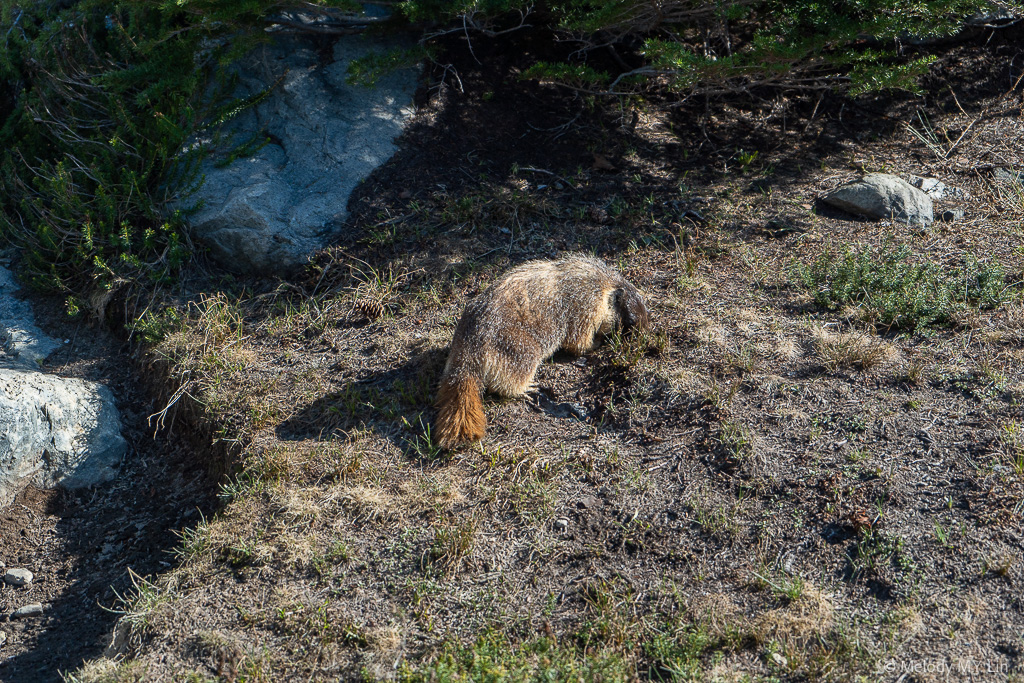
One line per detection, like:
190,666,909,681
685,592,745,639
754,585,835,644
660,367,710,399
734,308,764,337
812,327,897,372
989,301,1024,345
399,470,466,514
64,658,147,683
693,318,727,347
270,487,322,528
772,334,802,361
337,484,396,523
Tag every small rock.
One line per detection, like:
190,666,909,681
11,603,43,619
4,568,32,587
993,168,1024,186
940,208,964,222
578,496,600,510
910,175,968,199
554,518,569,531
821,173,933,225
909,175,948,198
0,631,6,647
771,652,788,668
534,394,588,421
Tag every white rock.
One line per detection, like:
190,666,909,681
909,175,968,200
909,175,948,198
0,367,125,506
821,173,933,225
4,568,32,586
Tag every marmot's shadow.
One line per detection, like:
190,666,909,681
276,345,448,442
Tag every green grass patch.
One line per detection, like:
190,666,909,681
398,630,632,682
793,241,1010,331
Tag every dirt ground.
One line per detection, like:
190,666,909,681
4,22,1024,683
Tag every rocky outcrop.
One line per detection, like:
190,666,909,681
178,28,419,275
821,173,934,225
0,266,126,506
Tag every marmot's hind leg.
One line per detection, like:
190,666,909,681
486,341,544,398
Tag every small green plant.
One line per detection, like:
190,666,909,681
404,415,444,460
794,242,1010,331
850,529,914,580
692,502,736,538
428,519,477,575
998,421,1024,477
174,512,212,563
399,630,631,682
719,420,753,460
736,149,759,171
608,324,668,368
753,571,806,603
107,568,172,631
725,340,757,374
347,46,430,87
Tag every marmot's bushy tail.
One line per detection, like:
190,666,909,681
435,375,486,449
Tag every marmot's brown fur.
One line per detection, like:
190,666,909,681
435,255,650,449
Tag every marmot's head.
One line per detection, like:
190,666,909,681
611,284,650,333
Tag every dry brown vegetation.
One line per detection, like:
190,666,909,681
40,28,1024,683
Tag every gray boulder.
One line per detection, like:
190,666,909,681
0,367,126,506
821,174,934,225
178,30,419,275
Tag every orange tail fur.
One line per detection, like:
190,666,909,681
435,375,486,449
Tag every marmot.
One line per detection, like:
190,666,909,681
435,254,650,449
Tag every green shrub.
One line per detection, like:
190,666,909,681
793,241,1010,331
407,0,1020,97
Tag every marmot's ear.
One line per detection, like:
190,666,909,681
610,288,623,318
